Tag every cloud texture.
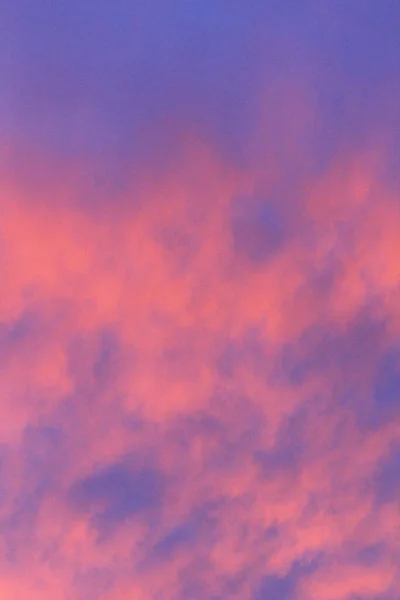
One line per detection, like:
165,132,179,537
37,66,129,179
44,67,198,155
0,2,399,599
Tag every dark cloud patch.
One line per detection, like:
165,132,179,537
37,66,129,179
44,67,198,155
0,423,67,564
22,424,65,481
0,310,43,366
0,421,69,561
357,543,386,567
253,573,295,600
374,445,400,504
372,347,400,425
254,406,307,480
263,524,281,542
152,519,199,560
275,307,386,390
0,310,37,345
230,194,286,265
68,459,165,531
2,494,47,564
253,556,322,600
274,309,398,434
147,503,217,568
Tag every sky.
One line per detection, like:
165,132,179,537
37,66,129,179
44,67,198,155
0,2,399,599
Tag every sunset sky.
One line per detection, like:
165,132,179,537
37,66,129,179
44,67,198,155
0,2,399,599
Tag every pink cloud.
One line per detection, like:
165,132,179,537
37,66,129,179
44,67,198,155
0,134,399,600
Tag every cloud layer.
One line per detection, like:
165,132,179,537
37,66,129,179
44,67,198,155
0,2,399,599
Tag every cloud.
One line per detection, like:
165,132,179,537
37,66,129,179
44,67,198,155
0,144,399,598
68,460,165,534
0,2,399,599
